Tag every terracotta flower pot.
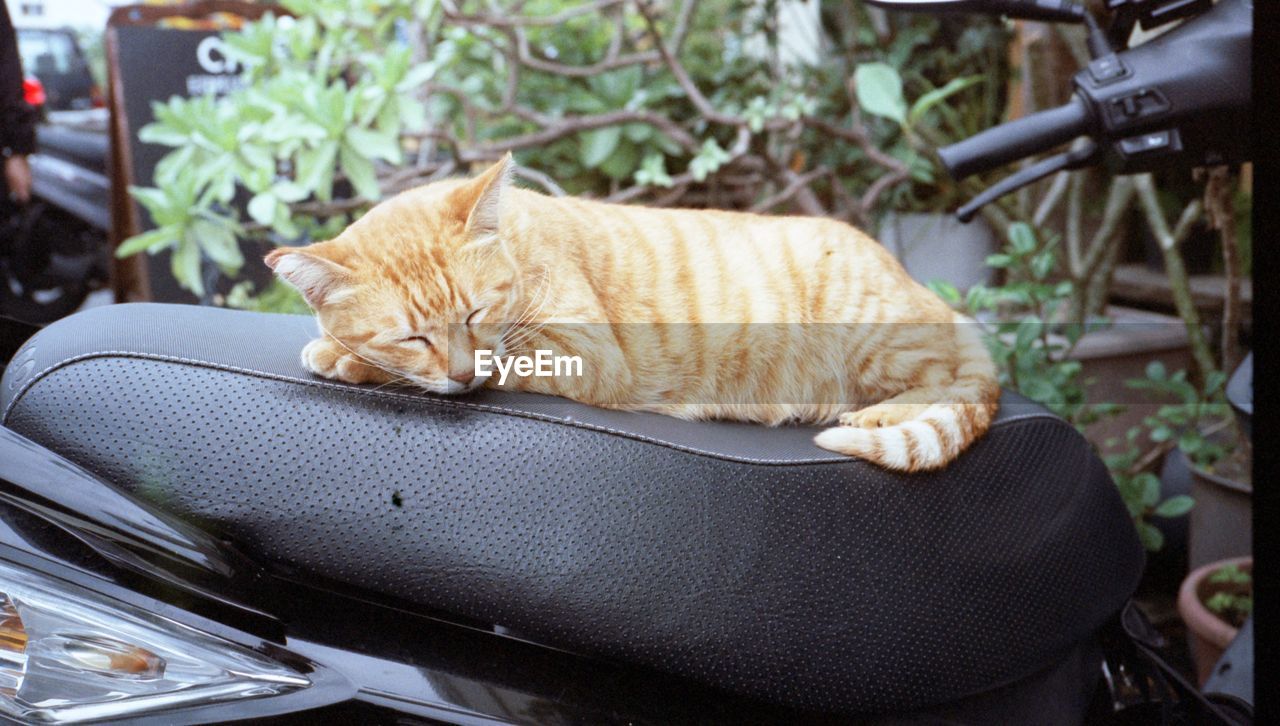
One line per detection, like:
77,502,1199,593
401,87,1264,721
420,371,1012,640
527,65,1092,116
1177,556,1251,686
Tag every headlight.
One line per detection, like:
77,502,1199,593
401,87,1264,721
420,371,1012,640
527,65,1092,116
0,559,308,723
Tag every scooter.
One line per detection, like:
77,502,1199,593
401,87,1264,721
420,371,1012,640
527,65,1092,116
0,93,112,326
0,0,1252,722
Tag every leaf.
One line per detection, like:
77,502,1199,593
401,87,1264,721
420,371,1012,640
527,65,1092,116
985,253,1013,269
1014,318,1042,351
1146,360,1167,381
190,218,243,271
689,139,730,182
339,142,380,201
248,192,278,226
344,126,402,164
1153,495,1195,518
154,146,196,188
198,158,237,205
115,227,177,258
239,143,273,173
1030,251,1055,280
1205,370,1228,396
908,76,983,126
375,96,402,138
129,186,178,227
272,180,309,204
1118,478,1144,517
397,61,438,92
137,122,190,147
854,63,907,125
399,93,426,130
907,152,935,183
1009,222,1037,255
623,122,652,143
1137,521,1165,552
598,140,639,180
1178,430,1203,454
1138,473,1161,509
928,280,961,305
634,153,674,188
579,126,622,169
1209,564,1250,584
965,285,994,312
170,234,204,297
296,141,339,199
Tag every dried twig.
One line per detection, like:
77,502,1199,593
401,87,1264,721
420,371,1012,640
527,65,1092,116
1203,167,1242,373
1135,173,1216,381
347,1,919,229
514,164,567,196
751,166,829,213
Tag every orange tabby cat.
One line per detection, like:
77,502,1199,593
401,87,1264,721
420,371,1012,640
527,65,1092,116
266,154,999,472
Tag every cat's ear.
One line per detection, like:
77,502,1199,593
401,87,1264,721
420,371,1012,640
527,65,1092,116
264,245,354,308
456,152,514,239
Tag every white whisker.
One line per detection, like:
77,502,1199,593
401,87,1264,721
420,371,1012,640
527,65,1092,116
313,318,414,384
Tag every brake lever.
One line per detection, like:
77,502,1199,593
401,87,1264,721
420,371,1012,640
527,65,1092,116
955,140,1099,223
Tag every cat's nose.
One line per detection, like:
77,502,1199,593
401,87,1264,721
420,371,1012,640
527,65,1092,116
448,371,476,385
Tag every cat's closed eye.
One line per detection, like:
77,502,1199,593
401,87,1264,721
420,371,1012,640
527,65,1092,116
466,308,488,325
405,336,433,349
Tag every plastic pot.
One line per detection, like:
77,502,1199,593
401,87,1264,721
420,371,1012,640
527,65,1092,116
1185,449,1252,571
878,212,997,292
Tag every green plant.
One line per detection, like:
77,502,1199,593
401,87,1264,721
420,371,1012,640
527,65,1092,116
1127,361,1234,472
851,61,983,212
1204,563,1252,628
934,222,1114,426
224,279,310,315
936,221,1204,552
116,0,1009,309
1103,430,1195,552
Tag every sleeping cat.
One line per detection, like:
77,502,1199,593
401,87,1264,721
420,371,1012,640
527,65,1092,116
266,154,1000,472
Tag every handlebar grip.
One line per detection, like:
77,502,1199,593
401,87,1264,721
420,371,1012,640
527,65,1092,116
936,97,1094,181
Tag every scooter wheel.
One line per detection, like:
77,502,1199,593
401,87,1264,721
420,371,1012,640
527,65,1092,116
0,204,92,325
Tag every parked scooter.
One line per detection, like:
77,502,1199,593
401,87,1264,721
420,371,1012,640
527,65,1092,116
1,26,111,326
0,193,106,325
0,0,1252,722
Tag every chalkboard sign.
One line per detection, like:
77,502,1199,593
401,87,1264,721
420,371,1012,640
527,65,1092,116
106,2,278,304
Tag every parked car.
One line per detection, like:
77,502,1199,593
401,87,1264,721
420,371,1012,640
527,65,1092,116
14,26,101,112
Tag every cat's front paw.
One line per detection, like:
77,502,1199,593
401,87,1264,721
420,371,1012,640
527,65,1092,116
838,403,929,428
301,337,394,385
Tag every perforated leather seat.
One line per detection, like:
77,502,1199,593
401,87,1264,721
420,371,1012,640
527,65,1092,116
0,303,1144,713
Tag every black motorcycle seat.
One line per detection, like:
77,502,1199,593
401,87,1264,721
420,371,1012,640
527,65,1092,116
1,303,1144,714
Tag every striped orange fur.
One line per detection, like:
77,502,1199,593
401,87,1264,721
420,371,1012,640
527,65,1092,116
266,154,1000,472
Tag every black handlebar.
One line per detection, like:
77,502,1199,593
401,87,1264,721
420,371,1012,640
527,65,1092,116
878,0,1249,221
936,97,1094,180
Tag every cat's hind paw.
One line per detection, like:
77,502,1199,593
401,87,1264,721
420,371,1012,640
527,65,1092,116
301,337,395,385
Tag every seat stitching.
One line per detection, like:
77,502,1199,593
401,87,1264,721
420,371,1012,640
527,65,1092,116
3,350,1068,467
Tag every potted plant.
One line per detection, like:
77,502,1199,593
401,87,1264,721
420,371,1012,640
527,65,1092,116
851,32,1007,293
1110,167,1251,584
941,223,1194,563
1129,363,1250,570
1182,439,1251,571
1177,557,1251,686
